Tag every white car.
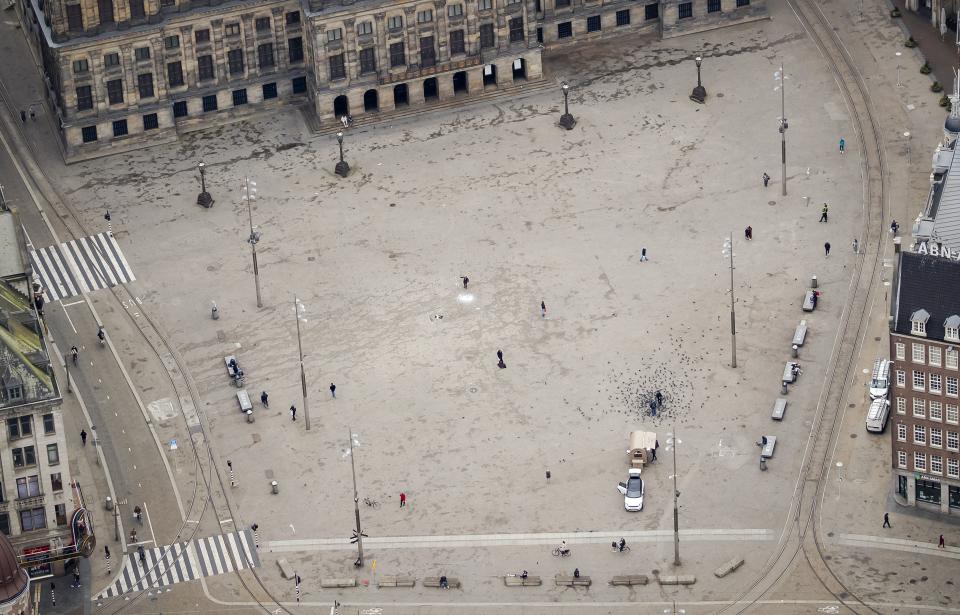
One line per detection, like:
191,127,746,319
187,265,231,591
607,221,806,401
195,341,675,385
616,468,645,511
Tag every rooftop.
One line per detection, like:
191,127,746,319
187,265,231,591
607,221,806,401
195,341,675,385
891,251,960,340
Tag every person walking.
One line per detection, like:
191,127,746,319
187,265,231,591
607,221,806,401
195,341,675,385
882,513,891,528
71,345,79,365
80,429,87,446
290,405,297,421
400,492,406,508
29,105,36,121
839,137,845,154
824,242,831,257
461,276,469,289
260,391,269,407
762,172,770,187
640,248,648,261
852,238,859,254
330,383,336,398
939,534,945,548
820,203,829,223
541,301,546,318
71,569,80,588
744,226,753,240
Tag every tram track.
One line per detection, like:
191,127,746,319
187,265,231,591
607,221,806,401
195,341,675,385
719,0,889,613
0,52,291,615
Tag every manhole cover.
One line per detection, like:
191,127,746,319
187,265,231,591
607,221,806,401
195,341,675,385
768,200,777,206
468,386,479,394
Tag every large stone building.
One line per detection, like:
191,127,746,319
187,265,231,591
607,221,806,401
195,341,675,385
0,207,93,575
17,0,766,161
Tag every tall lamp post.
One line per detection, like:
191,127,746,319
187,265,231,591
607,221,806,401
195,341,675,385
335,132,351,177
559,82,576,130
722,234,737,369
196,161,214,208
347,430,366,567
775,64,788,197
895,51,903,87
293,296,311,430
244,178,263,308
689,56,706,104
666,430,682,566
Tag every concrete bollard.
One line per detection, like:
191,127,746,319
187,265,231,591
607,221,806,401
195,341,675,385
760,457,767,471
211,304,220,320
271,480,279,494
781,381,788,395
246,409,254,423
791,344,798,358
811,275,818,288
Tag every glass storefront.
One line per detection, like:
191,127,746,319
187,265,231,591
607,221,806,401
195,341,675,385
898,475,908,498
950,485,960,509
917,478,941,504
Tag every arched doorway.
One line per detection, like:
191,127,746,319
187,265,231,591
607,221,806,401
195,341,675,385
333,95,349,118
453,71,468,94
363,89,379,112
423,77,439,101
394,83,409,107
483,64,497,87
512,58,527,81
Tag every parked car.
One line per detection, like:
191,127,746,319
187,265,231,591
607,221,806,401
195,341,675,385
869,358,891,399
616,468,645,511
866,398,891,433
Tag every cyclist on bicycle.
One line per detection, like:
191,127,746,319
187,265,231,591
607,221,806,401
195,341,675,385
618,537,626,552
558,540,570,556
70,346,79,364
97,327,105,344
133,505,142,523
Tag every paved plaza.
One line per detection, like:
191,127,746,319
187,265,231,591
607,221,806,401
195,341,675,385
5,0,960,612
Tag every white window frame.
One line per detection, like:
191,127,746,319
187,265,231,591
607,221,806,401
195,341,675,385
896,397,907,414
930,400,943,421
930,372,942,394
898,450,908,469
387,15,403,29
913,343,926,363
929,346,942,367
948,404,959,424
948,376,959,397
948,431,959,451
448,3,463,17
914,423,926,445
417,9,434,23
948,457,959,478
946,326,960,342
357,21,373,35
478,0,493,10
895,342,906,360
896,370,906,387
913,370,926,391
931,455,943,475
948,348,959,370
931,427,943,448
913,398,926,418
912,320,926,335
897,423,907,441
914,451,927,471
327,28,343,42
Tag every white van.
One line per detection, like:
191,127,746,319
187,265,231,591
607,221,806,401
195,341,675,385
869,359,891,399
866,398,890,433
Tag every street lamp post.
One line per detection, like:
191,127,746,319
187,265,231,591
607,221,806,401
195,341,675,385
722,235,737,369
559,82,576,130
294,296,311,430
335,132,351,177
896,51,903,87
196,161,214,208
775,64,788,197
904,131,912,166
666,430,682,566
347,430,366,567
689,56,706,104
244,178,263,308
63,353,71,393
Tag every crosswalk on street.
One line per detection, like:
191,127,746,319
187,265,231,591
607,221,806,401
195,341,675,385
96,530,260,600
29,232,135,302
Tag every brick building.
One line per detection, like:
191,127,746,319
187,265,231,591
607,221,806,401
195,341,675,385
16,0,766,161
889,250,960,514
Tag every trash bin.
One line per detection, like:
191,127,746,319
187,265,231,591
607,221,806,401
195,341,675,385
791,344,799,358
811,275,818,288
246,409,254,423
105,496,114,511
271,480,279,494
211,304,220,320
760,457,767,471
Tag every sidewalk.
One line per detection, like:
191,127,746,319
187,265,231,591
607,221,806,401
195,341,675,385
891,0,960,92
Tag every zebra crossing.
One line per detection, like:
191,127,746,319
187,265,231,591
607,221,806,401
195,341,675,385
96,530,260,599
29,232,135,302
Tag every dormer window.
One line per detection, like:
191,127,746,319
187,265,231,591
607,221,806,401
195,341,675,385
945,315,960,342
911,309,930,337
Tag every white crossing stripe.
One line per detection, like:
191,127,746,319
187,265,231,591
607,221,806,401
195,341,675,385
30,232,135,302
95,530,259,600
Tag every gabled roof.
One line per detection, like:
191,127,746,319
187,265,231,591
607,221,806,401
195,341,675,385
892,251,960,341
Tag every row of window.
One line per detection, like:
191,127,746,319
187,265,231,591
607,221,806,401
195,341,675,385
80,79,302,143
75,40,303,112
0,505,68,535
7,414,56,439
0,473,64,502
895,370,960,396
895,342,960,367
896,422,960,450
65,0,301,36
895,396,960,422
678,0,750,19
908,316,960,340
896,449,960,478
11,444,60,468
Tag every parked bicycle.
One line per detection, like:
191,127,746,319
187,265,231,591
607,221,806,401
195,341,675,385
552,547,572,557
362,497,380,509
611,540,631,553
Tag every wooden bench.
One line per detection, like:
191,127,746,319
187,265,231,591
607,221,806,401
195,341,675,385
771,398,788,421
320,578,356,588
714,557,745,578
555,575,592,587
276,558,296,580
504,575,542,586
377,575,416,588
610,575,649,586
802,290,817,312
793,320,808,346
759,435,777,459
423,577,461,589
658,575,696,585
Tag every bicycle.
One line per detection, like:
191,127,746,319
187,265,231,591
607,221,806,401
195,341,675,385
552,547,572,557
362,497,380,509
70,346,78,365
611,542,631,553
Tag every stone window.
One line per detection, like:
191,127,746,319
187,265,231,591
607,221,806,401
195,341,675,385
12,446,36,468
708,0,721,12
134,46,151,61
557,21,572,38
164,35,180,49
167,61,184,87
479,23,495,48
419,36,436,67
645,2,659,19
225,22,241,37
478,0,493,10
448,4,463,17
73,59,89,74
736,0,750,6
195,29,210,43
329,54,346,79
616,9,630,26
678,2,693,19
417,9,433,23
6,417,31,439
106,79,124,104
143,113,159,130
197,55,215,80
288,37,304,63
129,0,145,19
51,473,63,491
232,89,248,106
286,11,300,25
137,72,154,98
202,94,218,112
172,100,188,117
46,443,60,465
77,85,93,111
389,42,405,67
292,76,306,93
359,47,376,74
450,29,465,54
82,125,98,142
255,17,271,32
388,15,403,30
66,4,83,31
55,504,67,527
263,82,278,99
327,28,342,42
587,15,601,32
357,21,373,36
555,0,569,7
15,476,40,499
104,52,120,67
98,0,114,24
42,414,55,435
258,43,275,68
228,49,244,74
19,508,46,531
509,17,524,42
